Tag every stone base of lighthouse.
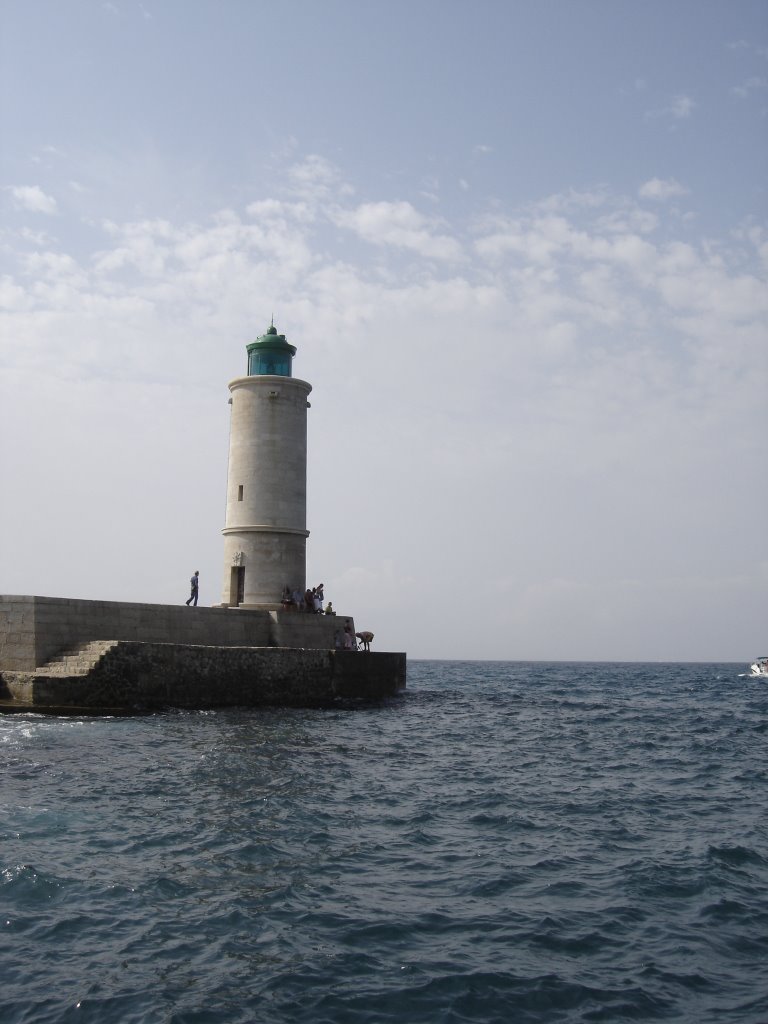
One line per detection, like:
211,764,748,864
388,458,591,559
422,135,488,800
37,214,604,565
221,529,308,609
0,595,406,713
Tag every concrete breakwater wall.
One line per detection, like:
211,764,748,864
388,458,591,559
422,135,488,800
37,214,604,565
0,595,352,671
1,641,406,710
0,596,405,711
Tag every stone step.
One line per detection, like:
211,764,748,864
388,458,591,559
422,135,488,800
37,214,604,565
38,641,118,677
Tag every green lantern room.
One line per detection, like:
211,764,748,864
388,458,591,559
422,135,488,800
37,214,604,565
246,324,296,377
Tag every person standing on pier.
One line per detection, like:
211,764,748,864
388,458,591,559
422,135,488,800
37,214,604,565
185,571,200,606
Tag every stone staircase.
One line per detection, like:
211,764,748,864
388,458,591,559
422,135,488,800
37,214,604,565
0,640,120,706
36,640,118,677
0,636,407,713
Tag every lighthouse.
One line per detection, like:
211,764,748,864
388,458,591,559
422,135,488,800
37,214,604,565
0,319,407,710
221,324,312,608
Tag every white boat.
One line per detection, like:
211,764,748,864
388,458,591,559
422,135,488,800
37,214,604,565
747,657,768,678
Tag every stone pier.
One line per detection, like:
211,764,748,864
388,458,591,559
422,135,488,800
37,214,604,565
0,596,406,713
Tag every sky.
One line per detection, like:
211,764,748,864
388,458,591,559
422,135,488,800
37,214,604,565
1,0,766,661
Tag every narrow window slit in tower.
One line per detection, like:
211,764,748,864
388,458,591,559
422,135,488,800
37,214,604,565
237,485,244,501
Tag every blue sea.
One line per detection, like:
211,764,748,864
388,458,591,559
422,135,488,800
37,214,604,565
2,661,767,1024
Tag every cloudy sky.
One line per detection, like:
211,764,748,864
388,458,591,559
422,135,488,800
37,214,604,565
1,0,766,661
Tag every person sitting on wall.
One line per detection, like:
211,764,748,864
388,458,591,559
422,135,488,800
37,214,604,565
325,602,335,616
305,588,315,612
356,631,374,652
292,588,303,612
281,585,293,611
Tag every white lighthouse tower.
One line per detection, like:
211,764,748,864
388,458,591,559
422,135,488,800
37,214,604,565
221,324,312,608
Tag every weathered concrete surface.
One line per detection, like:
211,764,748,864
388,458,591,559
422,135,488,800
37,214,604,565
1,641,405,711
0,595,404,712
0,596,356,671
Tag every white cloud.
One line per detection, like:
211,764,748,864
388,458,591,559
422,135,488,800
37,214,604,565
7,185,58,214
286,154,350,201
332,200,463,261
536,187,611,213
1,171,765,659
638,177,689,201
19,226,56,246
596,208,658,233
670,93,695,117
645,93,695,122
731,76,768,98
0,275,30,311
246,198,314,225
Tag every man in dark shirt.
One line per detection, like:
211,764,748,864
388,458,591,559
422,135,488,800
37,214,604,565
185,571,199,606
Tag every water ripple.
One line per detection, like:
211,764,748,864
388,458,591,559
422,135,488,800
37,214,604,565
1,661,767,1023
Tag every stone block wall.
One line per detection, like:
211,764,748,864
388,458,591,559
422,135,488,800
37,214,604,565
268,610,352,650
0,597,36,673
0,596,355,671
2,642,406,710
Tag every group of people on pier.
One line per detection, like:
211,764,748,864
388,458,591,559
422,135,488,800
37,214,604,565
183,572,373,649
281,583,332,615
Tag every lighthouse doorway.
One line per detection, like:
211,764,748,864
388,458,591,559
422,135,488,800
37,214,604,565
229,566,245,606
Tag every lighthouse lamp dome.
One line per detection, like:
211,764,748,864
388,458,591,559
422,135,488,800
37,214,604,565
246,324,297,377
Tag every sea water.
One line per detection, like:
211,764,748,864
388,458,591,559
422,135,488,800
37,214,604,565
1,661,767,1024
